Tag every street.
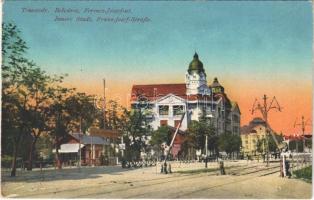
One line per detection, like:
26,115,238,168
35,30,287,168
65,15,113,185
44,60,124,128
1,160,312,198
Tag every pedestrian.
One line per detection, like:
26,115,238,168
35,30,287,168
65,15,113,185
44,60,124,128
164,162,168,174
219,159,225,175
285,159,291,178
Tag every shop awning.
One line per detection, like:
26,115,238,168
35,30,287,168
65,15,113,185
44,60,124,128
53,143,85,153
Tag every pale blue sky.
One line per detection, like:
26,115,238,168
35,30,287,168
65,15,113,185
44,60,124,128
3,1,313,84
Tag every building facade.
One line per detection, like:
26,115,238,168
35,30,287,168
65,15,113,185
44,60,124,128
240,118,268,157
130,53,241,137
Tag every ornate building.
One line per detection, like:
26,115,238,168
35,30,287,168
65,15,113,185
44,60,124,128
130,53,241,137
240,118,269,157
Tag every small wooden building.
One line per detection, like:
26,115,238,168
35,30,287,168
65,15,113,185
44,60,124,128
55,128,122,166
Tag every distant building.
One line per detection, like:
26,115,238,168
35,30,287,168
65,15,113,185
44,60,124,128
55,130,121,166
130,53,241,157
240,118,271,157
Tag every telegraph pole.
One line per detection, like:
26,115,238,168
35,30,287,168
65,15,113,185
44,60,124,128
103,79,106,129
251,94,282,167
78,67,83,169
79,117,82,169
205,135,208,168
294,116,311,153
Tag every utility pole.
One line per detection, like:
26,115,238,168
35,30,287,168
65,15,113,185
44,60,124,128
205,135,208,168
79,117,82,169
294,116,311,153
103,79,106,129
251,94,282,167
78,66,83,169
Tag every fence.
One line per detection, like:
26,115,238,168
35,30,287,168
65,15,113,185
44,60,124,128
289,153,312,174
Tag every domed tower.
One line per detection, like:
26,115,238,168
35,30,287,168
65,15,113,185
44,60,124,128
185,52,210,95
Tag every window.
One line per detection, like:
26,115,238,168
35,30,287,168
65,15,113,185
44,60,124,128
233,115,239,123
159,105,169,116
160,120,168,126
173,105,184,116
233,127,238,134
212,87,221,93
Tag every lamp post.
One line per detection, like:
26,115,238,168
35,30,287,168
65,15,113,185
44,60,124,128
205,135,208,168
294,116,311,153
205,114,213,168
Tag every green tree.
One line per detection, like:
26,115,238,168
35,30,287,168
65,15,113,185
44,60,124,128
2,23,51,175
256,137,266,155
47,87,74,169
305,138,312,149
150,126,172,146
188,118,215,154
48,89,97,169
121,109,152,161
24,69,65,171
150,126,172,158
2,23,28,176
267,132,284,153
64,92,97,133
218,133,242,158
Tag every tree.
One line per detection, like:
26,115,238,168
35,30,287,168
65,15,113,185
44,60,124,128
188,118,215,154
105,100,122,130
218,133,242,158
150,126,172,147
150,126,172,159
267,132,284,153
230,134,242,158
24,69,65,171
305,138,312,149
47,89,97,169
64,92,97,133
256,133,283,160
46,87,73,169
2,22,40,176
121,109,152,161
256,137,266,155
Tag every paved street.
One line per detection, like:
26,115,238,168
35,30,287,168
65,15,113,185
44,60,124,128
1,161,312,199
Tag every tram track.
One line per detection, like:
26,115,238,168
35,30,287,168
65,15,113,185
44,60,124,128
20,166,218,198
16,162,280,198
76,163,280,198
174,167,280,198
124,164,281,198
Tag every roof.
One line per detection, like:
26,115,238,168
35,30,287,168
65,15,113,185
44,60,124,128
210,77,223,88
131,83,222,102
71,133,109,145
231,101,241,114
89,128,121,139
250,117,266,126
284,134,312,141
131,83,187,101
240,118,274,135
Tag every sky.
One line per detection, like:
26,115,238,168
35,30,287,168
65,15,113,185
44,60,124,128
3,1,313,135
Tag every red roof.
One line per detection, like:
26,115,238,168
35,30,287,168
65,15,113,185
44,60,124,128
284,134,312,141
131,83,214,102
131,83,186,101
